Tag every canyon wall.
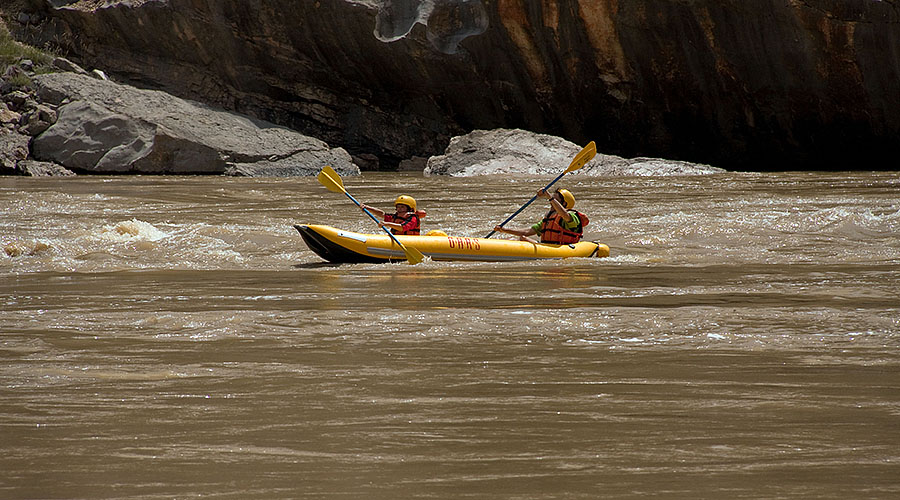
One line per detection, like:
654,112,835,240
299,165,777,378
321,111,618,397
12,0,900,170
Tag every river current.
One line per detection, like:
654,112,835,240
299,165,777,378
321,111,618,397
2,171,899,498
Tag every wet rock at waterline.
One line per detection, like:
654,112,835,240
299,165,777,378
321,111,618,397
425,129,724,177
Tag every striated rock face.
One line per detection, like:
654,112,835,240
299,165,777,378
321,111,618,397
12,0,900,170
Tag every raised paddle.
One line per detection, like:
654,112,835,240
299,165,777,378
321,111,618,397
317,166,426,265
485,141,596,238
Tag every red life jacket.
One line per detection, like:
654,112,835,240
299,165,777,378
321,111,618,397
539,210,588,244
385,212,420,235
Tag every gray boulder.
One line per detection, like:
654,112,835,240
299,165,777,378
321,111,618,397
19,103,57,136
4,91,33,112
0,130,73,176
0,131,30,175
33,100,154,172
31,72,359,176
20,160,76,177
424,129,724,177
0,103,22,128
50,56,89,75
594,157,726,176
424,129,580,176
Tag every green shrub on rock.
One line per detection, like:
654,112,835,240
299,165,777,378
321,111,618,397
1,18,54,87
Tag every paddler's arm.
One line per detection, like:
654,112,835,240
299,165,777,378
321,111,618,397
360,203,385,218
538,189,573,222
493,225,538,243
360,203,400,230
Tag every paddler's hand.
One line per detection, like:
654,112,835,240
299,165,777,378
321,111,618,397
537,188,551,200
493,225,506,234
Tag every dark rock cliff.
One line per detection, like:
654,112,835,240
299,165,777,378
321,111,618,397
10,0,900,170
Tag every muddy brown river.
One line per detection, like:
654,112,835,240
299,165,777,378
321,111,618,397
2,171,899,498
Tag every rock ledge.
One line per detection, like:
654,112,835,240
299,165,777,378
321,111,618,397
30,72,359,176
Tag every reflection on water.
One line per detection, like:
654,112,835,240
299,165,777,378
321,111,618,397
2,172,899,498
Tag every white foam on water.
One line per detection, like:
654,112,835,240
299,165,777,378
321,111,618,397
97,219,169,242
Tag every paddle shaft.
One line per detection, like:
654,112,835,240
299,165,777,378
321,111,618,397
341,191,411,250
484,170,567,238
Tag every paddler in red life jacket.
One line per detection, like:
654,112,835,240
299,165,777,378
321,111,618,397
493,188,588,244
360,195,422,235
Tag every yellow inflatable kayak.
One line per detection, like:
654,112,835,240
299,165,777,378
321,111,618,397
294,224,610,263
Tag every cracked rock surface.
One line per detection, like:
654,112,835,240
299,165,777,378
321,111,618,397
32,72,358,176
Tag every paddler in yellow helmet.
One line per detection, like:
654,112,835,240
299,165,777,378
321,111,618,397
493,188,588,244
360,195,423,235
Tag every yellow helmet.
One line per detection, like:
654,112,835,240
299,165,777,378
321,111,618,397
394,195,416,211
425,229,447,237
556,189,575,209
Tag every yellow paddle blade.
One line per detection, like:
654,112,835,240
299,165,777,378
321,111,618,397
403,245,426,265
565,141,597,173
321,165,340,180
317,166,346,193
